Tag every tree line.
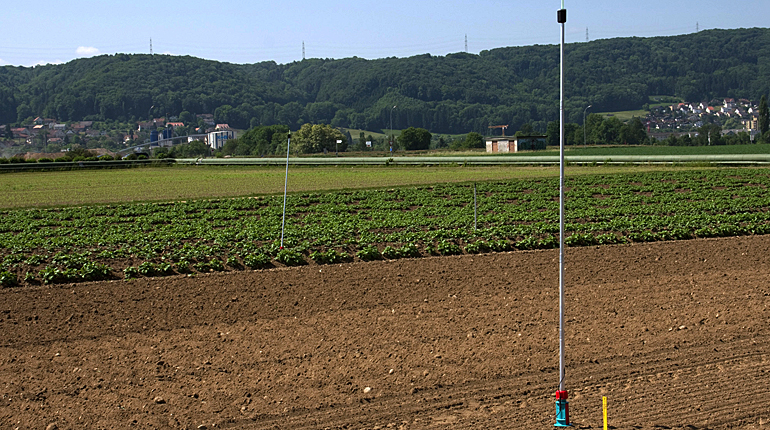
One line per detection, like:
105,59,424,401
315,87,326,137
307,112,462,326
1,28,769,135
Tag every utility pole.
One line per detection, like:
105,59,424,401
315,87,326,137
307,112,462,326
150,38,153,55
465,34,468,53
302,41,305,60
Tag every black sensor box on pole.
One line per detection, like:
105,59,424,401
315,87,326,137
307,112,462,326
557,9,567,23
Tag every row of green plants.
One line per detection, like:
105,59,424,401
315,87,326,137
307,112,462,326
2,167,770,287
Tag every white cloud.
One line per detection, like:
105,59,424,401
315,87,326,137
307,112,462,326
76,46,100,57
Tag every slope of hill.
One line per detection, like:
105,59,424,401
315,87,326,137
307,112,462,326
0,27,768,133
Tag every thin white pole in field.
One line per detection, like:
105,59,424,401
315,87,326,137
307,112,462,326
280,133,291,249
558,1,566,396
556,1,571,427
473,183,478,231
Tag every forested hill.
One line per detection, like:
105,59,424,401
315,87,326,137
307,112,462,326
1,27,768,134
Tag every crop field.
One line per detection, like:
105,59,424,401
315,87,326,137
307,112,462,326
0,164,691,209
568,143,770,157
2,166,770,288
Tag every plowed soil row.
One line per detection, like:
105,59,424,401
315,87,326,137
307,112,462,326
1,235,768,429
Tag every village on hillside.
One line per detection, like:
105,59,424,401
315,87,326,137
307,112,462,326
645,97,762,141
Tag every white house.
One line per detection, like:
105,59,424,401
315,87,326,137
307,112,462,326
208,130,235,150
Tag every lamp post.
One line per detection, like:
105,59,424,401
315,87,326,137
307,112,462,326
583,105,592,147
390,105,396,153
556,2,571,427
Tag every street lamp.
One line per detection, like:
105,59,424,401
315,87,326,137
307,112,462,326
556,2,571,427
583,104,592,147
390,105,396,153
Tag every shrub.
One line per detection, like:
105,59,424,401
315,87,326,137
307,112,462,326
226,256,242,269
488,239,512,252
436,240,461,255
310,249,348,264
381,246,399,259
356,245,381,261
565,233,596,247
464,241,491,254
275,248,305,266
39,266,79,284
0,271,18,288
538,236,559,249
398,243,420,258
37,158,53,163
24,254,46,266
208,259,225,272
123,266,139,279
243,253,271,269
175,260,192,273
79,262,112,281
137,261,157,276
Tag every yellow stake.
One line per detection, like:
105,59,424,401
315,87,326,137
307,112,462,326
603,396,608,430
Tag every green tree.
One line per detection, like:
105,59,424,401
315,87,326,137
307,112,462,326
293,123,347,154
546,121,559,146
398,127,432,151
619,117,647,145
515,123,535,137
450,132,483,150
463,132,484,149
598,116,623,144
179,110,195,125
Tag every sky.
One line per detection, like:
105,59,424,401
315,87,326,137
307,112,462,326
1,0,768,67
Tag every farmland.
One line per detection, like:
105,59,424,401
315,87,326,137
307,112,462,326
1,165,769,428
0,164,700,210
2,166,770,288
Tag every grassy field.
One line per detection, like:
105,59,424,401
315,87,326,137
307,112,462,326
597,110,648,121
0,164,706,209
567,143,770,156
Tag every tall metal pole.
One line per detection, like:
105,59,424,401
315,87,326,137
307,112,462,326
280,133,292,249
583,105,592,147
473,183,478,231
556,2,571,427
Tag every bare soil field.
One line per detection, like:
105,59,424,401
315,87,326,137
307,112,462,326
1,235,768,429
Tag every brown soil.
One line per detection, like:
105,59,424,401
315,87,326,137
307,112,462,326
1,236,768,429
